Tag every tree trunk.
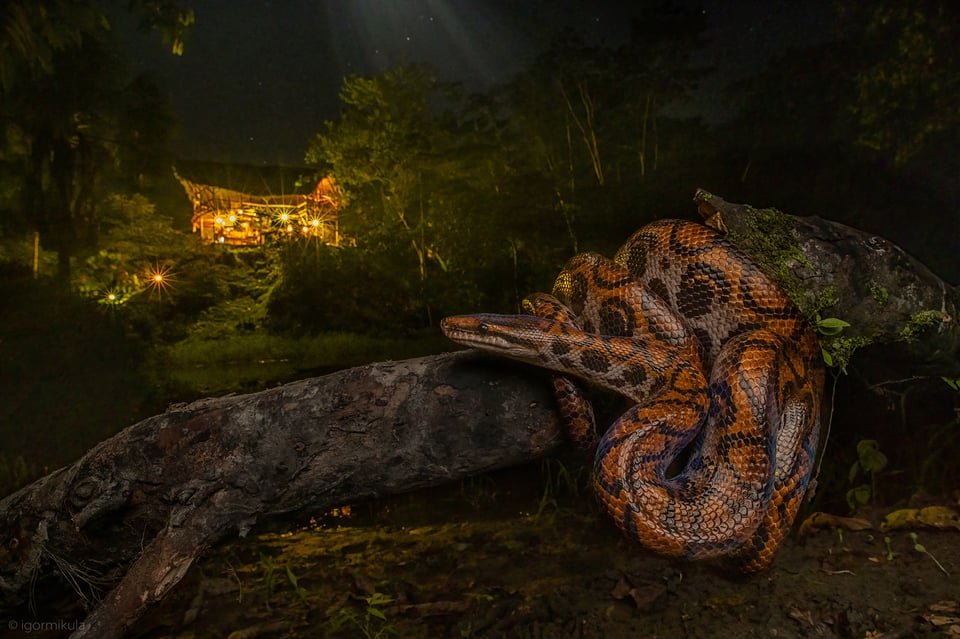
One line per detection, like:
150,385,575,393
1,191,957,637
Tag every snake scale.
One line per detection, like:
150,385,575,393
441,219,824,572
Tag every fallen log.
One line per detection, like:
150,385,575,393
0,352,562,639
1,191,957,638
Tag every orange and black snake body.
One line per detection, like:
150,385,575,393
441,219,824,572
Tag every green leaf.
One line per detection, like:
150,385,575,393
856,439,888,474
817,317,850,336
848,460,860,484
821,347,834,367
368,592,393,605
846,485,871,510
941,376,960,392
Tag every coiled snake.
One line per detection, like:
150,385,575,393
441,219,824,572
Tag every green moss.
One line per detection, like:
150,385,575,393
867,281,889,305
812,286,840,318
728,206,809,311
898,309,948,343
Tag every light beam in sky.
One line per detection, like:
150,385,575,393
320,0,530,90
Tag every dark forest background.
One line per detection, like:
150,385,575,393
1,1,958,509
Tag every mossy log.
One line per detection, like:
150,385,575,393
695,189,959,378
1,191,957,638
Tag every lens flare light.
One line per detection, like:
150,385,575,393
146,262,176,298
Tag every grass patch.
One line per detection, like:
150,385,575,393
154,331,458,397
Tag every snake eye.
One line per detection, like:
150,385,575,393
478,322,490,333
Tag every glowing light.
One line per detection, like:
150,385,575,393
215,217,224,225
280,212,290,222
99,288,127,308
229,215,237,223
311,218,320,227
146,262,175,297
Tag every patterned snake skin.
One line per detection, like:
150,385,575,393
441,219,824,572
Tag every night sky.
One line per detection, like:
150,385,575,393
119,0,834,165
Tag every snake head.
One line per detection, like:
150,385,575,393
440,314,558,361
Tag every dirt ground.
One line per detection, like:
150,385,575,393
113,464,960,639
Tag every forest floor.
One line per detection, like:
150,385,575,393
116,464,960,639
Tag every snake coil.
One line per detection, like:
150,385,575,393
441,219,824,572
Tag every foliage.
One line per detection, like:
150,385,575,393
846,439,888,512
302,65,564,329
897,309,949,343
0,1,192,92
328,592,397,639
842,0,960,164
813,313,867,374
0,0,185,279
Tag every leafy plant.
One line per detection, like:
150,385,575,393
846,439,888,512
535,458,587,517
329,592,397,638
285,566,310,605
815,315,852,371
258,553,278,608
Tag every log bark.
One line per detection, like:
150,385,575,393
0,351,562,639
2,191,958,637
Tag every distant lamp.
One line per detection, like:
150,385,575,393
146,263,175,296
215,217,224,225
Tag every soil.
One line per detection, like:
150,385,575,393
112,463,960,639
